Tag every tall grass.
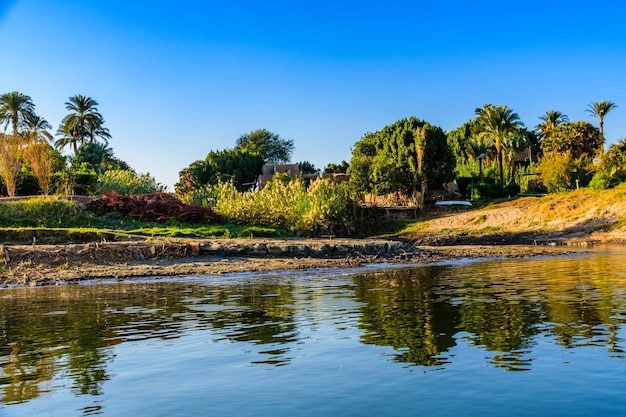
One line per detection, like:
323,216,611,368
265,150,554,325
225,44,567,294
199,178,382,237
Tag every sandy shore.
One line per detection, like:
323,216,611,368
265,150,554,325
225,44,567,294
0,238,578,287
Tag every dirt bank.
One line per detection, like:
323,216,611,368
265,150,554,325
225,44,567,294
0,238,576,287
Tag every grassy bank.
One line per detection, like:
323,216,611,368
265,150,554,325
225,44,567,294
1,184,625,246
0,196,292,244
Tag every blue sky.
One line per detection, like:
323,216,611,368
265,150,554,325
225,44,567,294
1,0,625,190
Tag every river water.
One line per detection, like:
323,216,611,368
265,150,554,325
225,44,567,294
1,246,626,416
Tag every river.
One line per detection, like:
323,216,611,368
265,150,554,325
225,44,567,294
1,246,625,416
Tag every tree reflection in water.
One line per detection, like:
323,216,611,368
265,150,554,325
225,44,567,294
1,250,626,405
353,251,626,370
0,279,299,404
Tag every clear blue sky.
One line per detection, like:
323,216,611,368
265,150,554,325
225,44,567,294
1,0,625,190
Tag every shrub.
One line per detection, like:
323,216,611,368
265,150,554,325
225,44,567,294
536,152,577,193
589,139,626,190
469,182,520,199
98,170,166,195
200,177,378,236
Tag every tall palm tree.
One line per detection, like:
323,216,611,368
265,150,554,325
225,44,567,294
0,91,35,137
536,110,568,139
474,104,524,184
23,113,53,144
587,100,618,155
56,95,109,152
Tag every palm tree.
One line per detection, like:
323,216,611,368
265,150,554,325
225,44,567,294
0,91,35,137
536,110,568,139
56,95,109,152
587,100,618,155
23,113,53,144
466,136,491,182
474,104,524,184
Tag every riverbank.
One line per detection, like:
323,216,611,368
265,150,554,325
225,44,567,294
0,238,577,287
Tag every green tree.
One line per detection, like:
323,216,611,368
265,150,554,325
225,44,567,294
474,104,524,185
23,113,54,144
235,129,294,164
71,142,130,175
56,95,110,152
589,138,626,190
0,91,35,137
503,129,532,183
466,137,491,181
175,148,264,198
348,117,455,197
323,160,349,174
536,110,568,139
536,151,578,193
540,121,602,162
298,161,319,174
586,100,618,155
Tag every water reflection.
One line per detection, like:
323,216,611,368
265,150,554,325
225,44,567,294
1,248,626,406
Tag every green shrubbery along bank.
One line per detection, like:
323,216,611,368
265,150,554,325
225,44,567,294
194,176,383,237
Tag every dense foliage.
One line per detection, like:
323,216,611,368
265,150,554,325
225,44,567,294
235,129,294,164
347,117,455,196
541,121,602,161
2,89,624,202
198,177,381,236
98,170,166,195
175,149,264,198
589,139,626,190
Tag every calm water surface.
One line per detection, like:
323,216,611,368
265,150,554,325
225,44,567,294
1,247,626,416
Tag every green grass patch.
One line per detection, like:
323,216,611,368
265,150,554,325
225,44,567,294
0,197,101,228
0,196,292,244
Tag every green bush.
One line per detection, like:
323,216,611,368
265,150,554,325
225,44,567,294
50,163,99,195
0,197,98,227
469,182,520,199
98,170,166,195
200,177,379,237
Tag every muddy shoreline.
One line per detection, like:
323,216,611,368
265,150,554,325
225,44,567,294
0,238,580,287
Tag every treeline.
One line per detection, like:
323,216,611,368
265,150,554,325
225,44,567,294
178,101,624,205
3,88,625,236
0,91,164,196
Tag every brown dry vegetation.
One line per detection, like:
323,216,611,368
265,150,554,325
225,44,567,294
402,184,626,245
88,192,223,224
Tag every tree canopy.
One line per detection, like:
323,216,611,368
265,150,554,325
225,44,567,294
541,121,602,161
55,95,111,152
347,117,455,196
323,160,349,174
536,110,568,139
0,91,36,137
235,129,294,164
474,104,524,184
587,100,618,154
175,148,264,197
71,142,130,174
298,161,319,174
